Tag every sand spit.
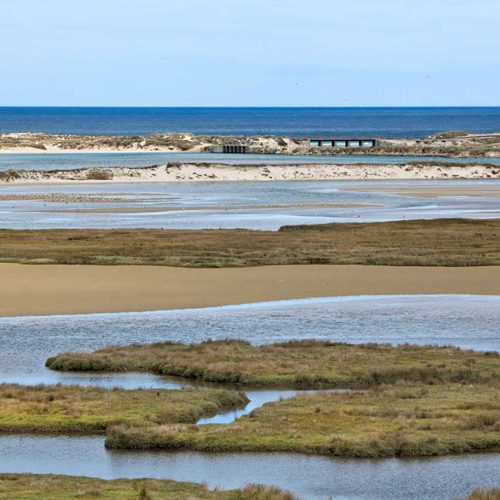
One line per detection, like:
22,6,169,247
1,263,500,317
1,162,500,185
1,131,500,156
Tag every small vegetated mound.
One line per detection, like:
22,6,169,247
0,384,248,434
105,382,500,457
429,130,471,139
468,488,500,500
85,168,113,180
46,340,500,388
0,169,22,182
0,474,295,499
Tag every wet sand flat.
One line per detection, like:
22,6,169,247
1,263,500,317
340,185,500,198
40,203,381,215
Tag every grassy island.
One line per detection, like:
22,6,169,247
0,384,247,434
0,474,293,500
105,383,500,457
46,340,500,389
44,340,500,458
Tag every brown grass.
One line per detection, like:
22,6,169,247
468,488,500,500
1,218,500,267
0,384,247,434
0,474,295,499
46,340,500,389
105,383,500,457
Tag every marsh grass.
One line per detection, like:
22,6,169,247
0,384,247,434
0,474,294,499
1,219,500,267
46,340,500,389
105,383,500,458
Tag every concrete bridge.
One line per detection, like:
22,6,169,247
308,138,379,148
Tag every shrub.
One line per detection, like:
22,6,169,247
85,169,113,180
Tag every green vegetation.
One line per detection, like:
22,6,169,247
2,218,500,267
0,384,247,434
85,168,113,180
45,340,500,457
105,383,500,458
0,169,22,181
0,474,294,500
46,340,500,389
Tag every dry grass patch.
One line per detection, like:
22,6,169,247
469,488,500,500
0,384,247,434
1,218,500,267
46,340,500,389
106,383,500,458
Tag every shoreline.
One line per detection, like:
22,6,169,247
2,161,500,185
1,131,500,158
2,263,500,317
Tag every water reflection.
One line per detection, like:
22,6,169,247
2,179,500,229
0,435,498,499
0,295,498,390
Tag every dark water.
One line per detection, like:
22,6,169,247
2,152,500,172
1,107,500,137
0,435,498,500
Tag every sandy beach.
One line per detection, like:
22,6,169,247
1,263,500,317
2,161,500,185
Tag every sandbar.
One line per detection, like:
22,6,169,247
1,263,500,317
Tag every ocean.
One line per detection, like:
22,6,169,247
1,107,500,137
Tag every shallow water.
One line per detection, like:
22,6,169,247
1,295,500,498
0,295,498,389
2,152,500,171
2,179,500,229
197,390,349,425
0,435,498,499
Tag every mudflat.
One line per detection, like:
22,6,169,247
1,263,500,317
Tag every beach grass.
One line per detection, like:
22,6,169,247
0,384,247,434
46,340,500,389
105,383,500,458
468,488,500,500
0,474,294,499
1,218,500,267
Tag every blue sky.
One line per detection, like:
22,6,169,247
1,0,499,106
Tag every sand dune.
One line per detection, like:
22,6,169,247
1,161,500,185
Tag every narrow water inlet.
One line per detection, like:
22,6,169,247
197,389,352,425
0,435,498,500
